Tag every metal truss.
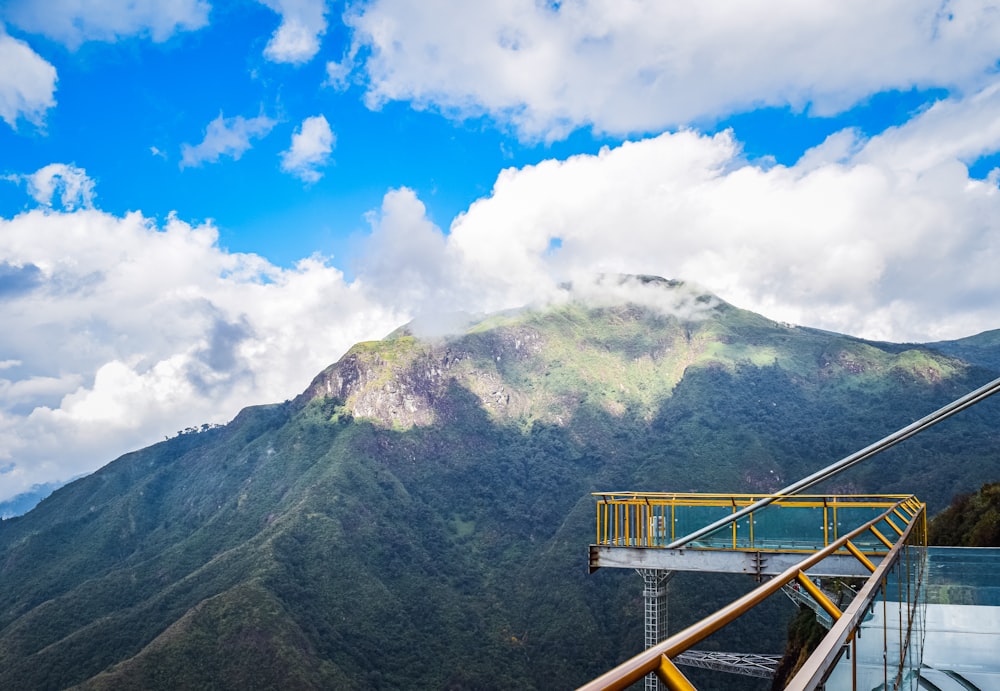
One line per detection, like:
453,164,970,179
674,651,782,679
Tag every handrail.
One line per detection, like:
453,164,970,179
576,497,924,691
593,492,914,500
593,493,912,510
664,375,1000,549
594,493,906,552
783,505,925,690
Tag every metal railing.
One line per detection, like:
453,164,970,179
594,492,918,554
785,503,927,689
577,496,926,691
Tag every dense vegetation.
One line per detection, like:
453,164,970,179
929,481,1000,547
0,282,998,689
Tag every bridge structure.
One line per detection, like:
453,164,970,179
578,376,1000,691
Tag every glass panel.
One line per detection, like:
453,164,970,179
921,547,1000,689
748,504,827,550
831,504,891,552
851,580,890,690
673,504,734,548
808,522,928,689
817,638,854,689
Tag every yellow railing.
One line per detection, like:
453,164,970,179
785,501,927,689
578,496,927,690
594,492,919,553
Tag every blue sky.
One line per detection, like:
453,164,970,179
3,0,1000,502
2,2,625,266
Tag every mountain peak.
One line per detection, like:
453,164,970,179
299,282,940,431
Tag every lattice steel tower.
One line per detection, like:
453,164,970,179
637,569,674,691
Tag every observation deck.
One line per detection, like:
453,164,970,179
589,492,915,578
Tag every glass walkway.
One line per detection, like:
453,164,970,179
818,546,1000,690
918,547,1000,690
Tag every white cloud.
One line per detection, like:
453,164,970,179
357,187,453,313
2,0,210,47
856,81,1000,172
325,57,352,91
180,113,276,168
280,115,334,182
259,0,328,64
0,202,404,502
354,80,1000,345
0,373,83,409
19,163,97,210
0,31,57,130
345,0,1000,140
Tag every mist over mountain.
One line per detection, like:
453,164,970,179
1,278,997,689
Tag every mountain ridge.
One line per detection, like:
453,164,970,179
1,279,998,689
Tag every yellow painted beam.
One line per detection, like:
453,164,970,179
844,540,877,572
869,526,894,549
656,656,697,691
883,516,904,536
796,571,842,621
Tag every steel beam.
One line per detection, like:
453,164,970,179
590,545,881,578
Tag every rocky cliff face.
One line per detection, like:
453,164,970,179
300,294,969,440
300,323,549,428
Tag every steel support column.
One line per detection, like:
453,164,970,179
638,569,674,691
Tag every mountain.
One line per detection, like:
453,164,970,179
926,328,1000,372
1,278,998,690
928,481,1000,547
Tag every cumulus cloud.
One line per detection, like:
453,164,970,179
0,200,404,501
0,262,44,297
2,0,210,47
353,81,1000,344
357,187,453,307
259,0,328,64
345,0,1000,140
18,163,97,210
180,113,276,168
0,31,57,130
565,275,721,321
280,115,334,182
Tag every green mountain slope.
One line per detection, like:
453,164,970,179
929,481,1000,547
1,281,998,689
926,328,1000,372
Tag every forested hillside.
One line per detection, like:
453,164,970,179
929,481,1000,547
1,280,998,689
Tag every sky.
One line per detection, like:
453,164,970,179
2,1,1000,503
